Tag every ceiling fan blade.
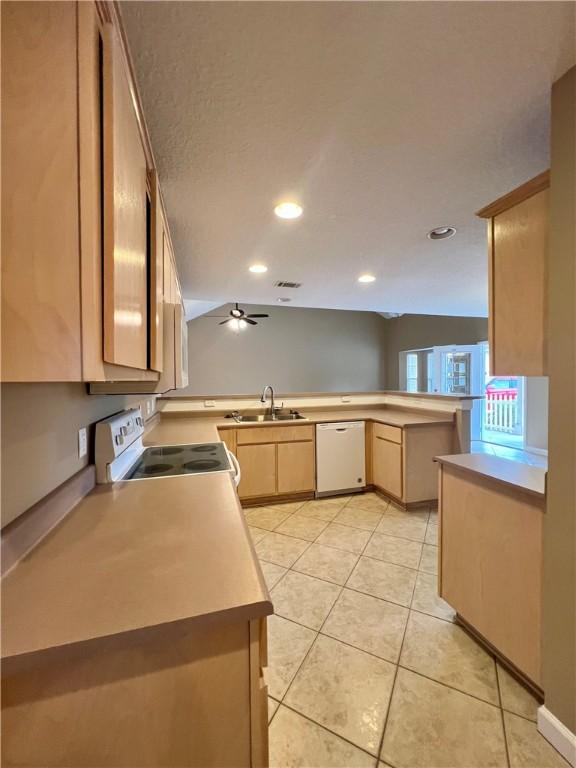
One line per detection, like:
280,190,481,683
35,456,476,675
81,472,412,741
244,318,257,325
203,315,229,318
219,319,231,325
246,314,269,318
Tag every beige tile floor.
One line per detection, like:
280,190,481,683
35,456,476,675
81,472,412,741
245,492,569,768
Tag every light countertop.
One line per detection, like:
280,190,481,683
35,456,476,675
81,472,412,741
2,419,272,661
435,453,547,497
162,407,455,431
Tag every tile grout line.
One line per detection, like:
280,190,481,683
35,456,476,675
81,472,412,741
261,498,519,766
275,501,378,719
276,700,382,765
270,611,511,719
495,663,512,768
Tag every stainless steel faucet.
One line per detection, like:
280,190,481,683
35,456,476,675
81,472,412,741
260,385,275,416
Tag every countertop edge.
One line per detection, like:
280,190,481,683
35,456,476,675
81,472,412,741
1,598,274,664
435,454,547,498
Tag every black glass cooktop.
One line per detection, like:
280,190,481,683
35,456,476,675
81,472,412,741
126,442,232,480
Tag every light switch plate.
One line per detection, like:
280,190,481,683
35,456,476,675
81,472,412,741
78,427,88,459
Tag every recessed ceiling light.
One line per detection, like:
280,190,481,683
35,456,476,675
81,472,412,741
274,202,303,220
249,264,268,273
427,226,457,240
277,297,291,303
358,274,376,283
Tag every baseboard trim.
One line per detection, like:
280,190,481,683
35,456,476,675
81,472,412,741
538,706,576,766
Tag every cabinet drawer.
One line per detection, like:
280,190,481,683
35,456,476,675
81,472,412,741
373,423,403,444
236,425,314,445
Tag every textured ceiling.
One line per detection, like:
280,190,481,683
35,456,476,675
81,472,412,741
121,1,575,317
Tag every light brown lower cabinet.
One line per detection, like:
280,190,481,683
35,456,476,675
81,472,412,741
438,462,543,687
228,426,315,501
373,435,402,499
372,423,453,505
277,441,315,494
2,616,269,767
237,443,277,498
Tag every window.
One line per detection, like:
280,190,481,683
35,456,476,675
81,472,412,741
406,353,418,392
426,351,434,392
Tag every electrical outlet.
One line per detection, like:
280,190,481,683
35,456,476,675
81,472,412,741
145,399,154,418
341,395,352,403
78,427,88,459
204,400,216,408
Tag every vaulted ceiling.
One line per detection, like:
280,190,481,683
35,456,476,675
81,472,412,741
122,1,575,317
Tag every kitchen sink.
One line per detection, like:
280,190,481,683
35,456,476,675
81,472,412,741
229,412,307,423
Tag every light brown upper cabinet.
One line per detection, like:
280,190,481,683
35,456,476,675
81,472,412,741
1,1,82,381
1,1,179,384
102,22,148,370
477,172,549,377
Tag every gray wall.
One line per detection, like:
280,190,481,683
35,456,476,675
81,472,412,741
383,314,489,390
0,385,151,528
174,305,388,395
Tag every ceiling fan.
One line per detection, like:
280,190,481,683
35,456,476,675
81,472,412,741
205,303,269,328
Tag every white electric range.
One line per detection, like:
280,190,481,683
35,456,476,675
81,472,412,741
95,407,241,486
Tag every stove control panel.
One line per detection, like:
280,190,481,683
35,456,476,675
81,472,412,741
95,406,145,471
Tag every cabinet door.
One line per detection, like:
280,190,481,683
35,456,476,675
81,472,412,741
237,444,276,499
373,436,403,500
1,1,81,381
102,23,148,369
491,189,548,376
277,442,315,494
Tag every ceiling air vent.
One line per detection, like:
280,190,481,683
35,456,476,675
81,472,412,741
274,281,302,289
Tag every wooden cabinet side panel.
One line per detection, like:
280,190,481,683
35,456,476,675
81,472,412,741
102,23,148,370
219,429,238,454
249,619,269,768
148,171,164,372
403,425,453,503
492,189,548,376
373,437,403,499
2,622,252,767
439,466,543,684
1,1,81,381
237,444,277,499
277,441,315,494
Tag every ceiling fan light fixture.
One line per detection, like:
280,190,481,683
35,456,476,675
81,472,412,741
249,264,268,273
274,202,303,220
427,226,457,240
228,318,247,332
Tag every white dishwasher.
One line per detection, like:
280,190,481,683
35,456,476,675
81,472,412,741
316,422,366,496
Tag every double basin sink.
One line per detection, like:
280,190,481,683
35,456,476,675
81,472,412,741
229,412,307,423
